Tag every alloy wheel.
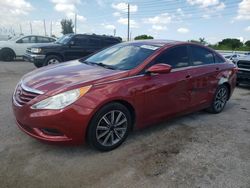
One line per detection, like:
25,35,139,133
214,87,228,112
96,110,128,147
48,58,60,65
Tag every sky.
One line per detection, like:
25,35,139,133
0,0,250,44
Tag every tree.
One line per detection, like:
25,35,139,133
218,38,243,50
134,35,154,40
199,37,208,45
188,38,207,45
245,40,250,48
61,19,74,35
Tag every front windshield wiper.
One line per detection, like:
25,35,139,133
95,62,117,70
81,60,116,70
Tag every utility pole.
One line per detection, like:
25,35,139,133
127,3,130,41
43,19,47,36
19,24,22,35
50,21,52,36
75,13,77,34
114,28,116,36
30,22,32,34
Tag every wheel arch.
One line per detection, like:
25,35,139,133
218,77,231,100
46,52,64,61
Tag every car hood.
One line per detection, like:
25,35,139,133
21,60,128,95
0,41,14,47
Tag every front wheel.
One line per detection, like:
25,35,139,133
87,103,132,151
44,55,62,66
1,49,15,61
207,85,229,114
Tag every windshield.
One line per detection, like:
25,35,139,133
82,43,159,70
56,34,73,44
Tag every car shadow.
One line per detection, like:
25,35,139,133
237,84,250,90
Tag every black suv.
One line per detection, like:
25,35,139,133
236,56,250,85
24,34,122,67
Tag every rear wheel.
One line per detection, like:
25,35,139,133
87,103,132,151
43,55,62,66
207,85,229,114
1,49,15,61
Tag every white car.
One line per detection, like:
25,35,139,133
0,35,56,61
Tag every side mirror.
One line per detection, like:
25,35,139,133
69,40,75,46
146,64,172,74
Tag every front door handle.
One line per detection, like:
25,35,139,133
186,75,191,79
216,67,220,71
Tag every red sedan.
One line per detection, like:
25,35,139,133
12,40,237,151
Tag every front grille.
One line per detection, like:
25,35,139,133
26,48,31,53
237,60,250,69
14,84,40,106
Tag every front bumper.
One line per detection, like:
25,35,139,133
23,52,46,64
12,101,94,145
237,69,250,83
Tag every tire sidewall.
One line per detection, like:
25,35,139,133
87,103,132,151
33,61,43,68
1,49,14,61
44,55,62,66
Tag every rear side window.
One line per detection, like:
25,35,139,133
19,36,36,43
50,38,56,42
214,53,225,64
191,46,214,65
156,46,189,68
37,37,50,43
103,39,118,46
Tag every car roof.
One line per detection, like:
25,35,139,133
125,39,189,47
72,33,121,40
24,35,55,38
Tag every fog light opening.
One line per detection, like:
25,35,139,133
41,128,63,136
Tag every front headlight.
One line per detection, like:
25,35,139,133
30,48,42,53
31,86,92,110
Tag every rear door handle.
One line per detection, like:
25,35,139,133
186,75,191,79
216,67,220,71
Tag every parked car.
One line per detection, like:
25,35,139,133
0,35,56,61
235,56,250,85
24,33,122,68
12,40,237,151
0,35,11,41
223,54,241,64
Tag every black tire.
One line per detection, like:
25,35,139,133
33,61,44,68
206,85,229,114
87,102,132,151
1,48,15,61
43,55,62,66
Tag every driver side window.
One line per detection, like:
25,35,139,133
155,46,190,68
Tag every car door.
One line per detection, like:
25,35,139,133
64,36,90,60
15,36,36,56
187,45,218,109
141,45,192,125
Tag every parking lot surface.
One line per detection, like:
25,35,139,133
0,61,250,188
